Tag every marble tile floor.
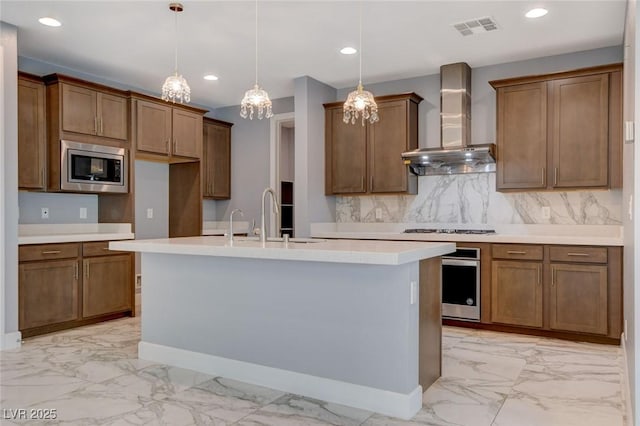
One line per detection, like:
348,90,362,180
0,318,626,426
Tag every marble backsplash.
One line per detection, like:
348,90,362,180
336,174,622,225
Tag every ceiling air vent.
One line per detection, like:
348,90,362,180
453,17,499,36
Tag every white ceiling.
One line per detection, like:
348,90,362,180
0,1,627,110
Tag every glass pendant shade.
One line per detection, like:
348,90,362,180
240,84,273,120
343,83,378,126
162,73,191,104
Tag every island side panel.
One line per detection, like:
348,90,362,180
140,252,421,395
419,257,442,390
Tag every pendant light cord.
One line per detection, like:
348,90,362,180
358,0,362,86
174,8,179,74
255,0,259,86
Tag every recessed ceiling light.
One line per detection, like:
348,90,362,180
38,17,62,27
525,8,548,19
340,47,357,55
203,74,219,81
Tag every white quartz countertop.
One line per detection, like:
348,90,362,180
19,223,134,245
110,236,455,265
310,223,623,246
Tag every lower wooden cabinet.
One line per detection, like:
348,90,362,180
491,260,543,328
549,263,608,335
19,258,80,330
19,241,134,337
83,254,132,318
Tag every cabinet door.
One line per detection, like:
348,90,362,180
18,78,46,189
61,83,98,135
496,82,547,190
98,93,128,140
19,259,79,330
83,254,132,318
172,109,202,159
136,99,172,155
491,260,543,328
550,263,608,335
325,106,367,194
551,74,609,188
369,100,409,193
203,122,231,199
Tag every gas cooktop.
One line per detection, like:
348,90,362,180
403,228,496,235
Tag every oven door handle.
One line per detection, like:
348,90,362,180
442,259,479,267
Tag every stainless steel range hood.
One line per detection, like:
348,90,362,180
401,62,496,176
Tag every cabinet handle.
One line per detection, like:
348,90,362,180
370,176,374,191
542,168,546,186
100,118,104,135
166,140,169,152
554,167,558,186
567,252,589,257
85,261,90,279
173,140,177,152
94,116,98,134
74,263,78,280
507,250,527,255
538,268,541,286
41,250,61,255
552,268,556,287
40,169,44,186
102,247,111,251
361,176,365,191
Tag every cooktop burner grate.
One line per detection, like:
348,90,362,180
403,228,496,235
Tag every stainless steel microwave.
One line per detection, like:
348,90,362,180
61,140,128,193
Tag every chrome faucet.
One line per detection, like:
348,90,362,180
260,187,280,243
228,208,243,243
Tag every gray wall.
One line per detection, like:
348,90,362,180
18,192,98,223
337,46,623,149
1,22,19,338
294,76,337,237
134,160,169,274
624,0,639,423
209,97,294,230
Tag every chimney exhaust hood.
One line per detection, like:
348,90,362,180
401,62,496,176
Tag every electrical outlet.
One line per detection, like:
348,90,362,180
375,208,383,220
41,207,49,219
541,206,551,220
410,281,418,305
79,207,87,219
146,208,154,219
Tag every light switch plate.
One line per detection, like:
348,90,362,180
625,121,635,143
541,206,551,220
375,208,383,220
410,281,418,305
79,207,87,219
146,208,154,219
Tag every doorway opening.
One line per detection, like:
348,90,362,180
270,112,295,237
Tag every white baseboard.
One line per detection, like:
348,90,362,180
1,331,22,350
622,333,634,426
139,341,422,420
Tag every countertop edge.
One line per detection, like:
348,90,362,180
19,233,135,245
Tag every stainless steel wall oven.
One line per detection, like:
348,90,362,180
442,247,480,321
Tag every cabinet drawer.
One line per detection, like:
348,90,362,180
549,246,607,263
492,244,543,260
19,243,80,262
82,241,125,257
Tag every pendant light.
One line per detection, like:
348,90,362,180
240,0,273,120
343,1,378,126
161,3,191,104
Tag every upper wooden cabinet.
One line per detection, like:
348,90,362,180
490,63,622,191
18,73,47,190
203,117,233,199
44,74,128,144
324,93,422,195
131,93,205,161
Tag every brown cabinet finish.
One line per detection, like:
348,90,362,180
324,93,421,195
492,244,543,260
82,254,132,318
19,243,80,262
551,74,609,188
549,263,608,335
18,74,47,190
203,118,232,199
135,99,172,155
325,105,367,194
59,82,127,141
548,246,608,263
495,82,547,190
491,260,543,328
19,259,80,330
172,109,203,159
490,63,622,191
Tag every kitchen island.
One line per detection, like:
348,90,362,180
110,236,455,419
